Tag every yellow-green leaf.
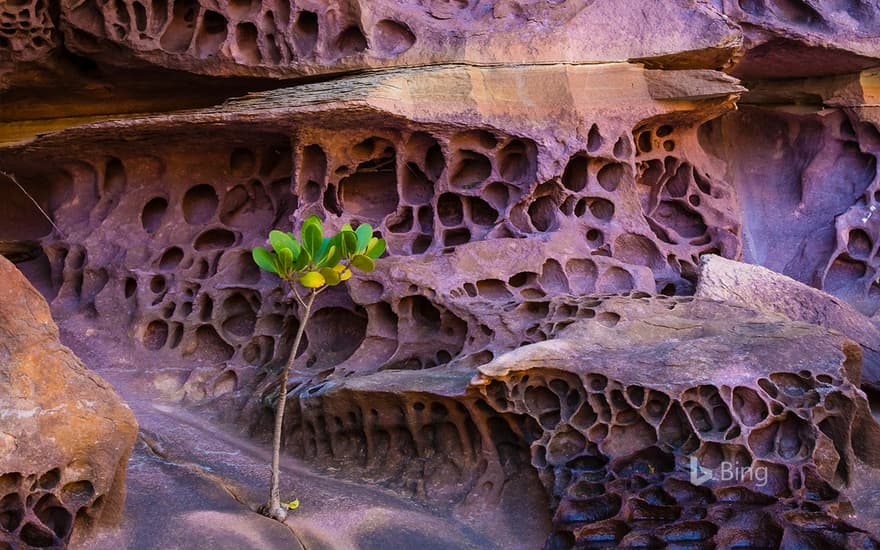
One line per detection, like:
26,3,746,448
350,254,375,272
285,499,300,510
333,263,352,281
320,267,341,286
323,244,342,269
365,237,386,260
299,271,326,288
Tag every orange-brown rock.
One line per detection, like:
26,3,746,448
0,256,137,548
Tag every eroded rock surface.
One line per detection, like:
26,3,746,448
283,296,880,548
0,63,745,412
3,0,880,548
57,0,740,77
0,256,138,549
474,296,880,548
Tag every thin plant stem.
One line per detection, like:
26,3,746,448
1,170,64,238
291,284,306,308
265,287,316,520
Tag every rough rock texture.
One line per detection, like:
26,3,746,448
56,1,740,77
722,1,880,79
0,256,138,549
474,296,880,548
699,99,880,320
697,254,880,390
286,296,880,548
3,0,880,548
0,63,745,409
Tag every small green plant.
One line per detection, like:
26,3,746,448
252,215,385,521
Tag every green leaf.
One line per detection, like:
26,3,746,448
299,271,326,288
350,254,375,272
355,223,373,253
339,229,358,259
269,230,299,257
279,247,294,275
324,243,342,268
315,236,332,263
302,214,322,232
320,267,341,286
316,244,338,268
365,237,386,260
302,220,323,261
293,251,310,272
252,247,278,274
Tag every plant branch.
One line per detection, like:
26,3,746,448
290,283,306,308
0,170,65,238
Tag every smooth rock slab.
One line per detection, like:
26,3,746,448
696,254,880,391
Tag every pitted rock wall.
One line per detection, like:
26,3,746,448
3,0,880,548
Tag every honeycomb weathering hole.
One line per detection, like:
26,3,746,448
182,184,218,224
141,197,168,233
159,0,196,52
143,320,169,349
159,246,184,270
34,494,72,539
189,325,234,362
373,19,415,56
0,493,23,532
294,11,318,54
563,154,588,192
339,154,399,221
335,26,367,57
450,150,491,189
194,228,236,250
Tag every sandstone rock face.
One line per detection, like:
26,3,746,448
699,99,880,320
722,1,880,79
0,63,746,410
0,256,138,548
56,0,740,77
3,0,880,548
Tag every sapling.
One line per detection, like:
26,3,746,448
252,215,385,521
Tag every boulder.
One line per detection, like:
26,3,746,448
696,254,880,390
0,256,138,548
474,295,880,548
